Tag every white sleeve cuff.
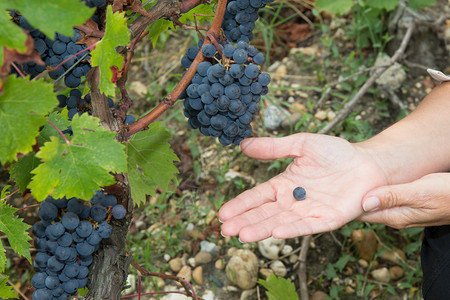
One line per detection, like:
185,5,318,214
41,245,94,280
427,68,450,83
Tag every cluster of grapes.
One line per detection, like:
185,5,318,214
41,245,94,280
222,0,273,43
12,14,91,88
180,40,270,146
83,0,107,8
30,191,126,299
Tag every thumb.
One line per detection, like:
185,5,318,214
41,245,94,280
362,184,412,213
240,133,309,160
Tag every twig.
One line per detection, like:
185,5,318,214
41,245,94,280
7,278,27,300
130,259,200,300
48,120,70,144
11,62,26,79
318,21,416,134
298,235,312,300
0,188,19,202
126,0,228,136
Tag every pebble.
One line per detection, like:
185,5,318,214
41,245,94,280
215,259,225,270
124,274,136,294
380,247,406,265
289,254,299,264
201,290,215,300
327,111,336,121
200,241,219,256
281,245,294,256
164,254,171,262
258,237,285,260
374,54,406,90
281,113,302,129
371,267,390,283
169,257,182,272
192,266,203,285
188,257,196,267
194,251,212,265
310,291,328,300
240,289,256,300
259,268,274,279
160,294,189,300
226,249,259,289
177,265,192,282
314,110,327,121
274,64,287,80
270,260,287,277
389,265,405,280
264,105,291,130
358,259,368,268
290,102,307,113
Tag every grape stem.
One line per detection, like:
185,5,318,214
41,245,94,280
126,0,228,137
47,119,70,144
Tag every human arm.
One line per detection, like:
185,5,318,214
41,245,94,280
218,81,450,242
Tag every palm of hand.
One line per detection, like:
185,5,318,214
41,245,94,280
219,134,387,242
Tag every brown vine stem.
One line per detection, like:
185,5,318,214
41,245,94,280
48,119,70,144
298,235,311,300
130,259,200,300
126,0,228,137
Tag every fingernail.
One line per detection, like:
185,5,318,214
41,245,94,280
220,230,227,238
363,196,380,212
218,218,223,223
238,237,245,243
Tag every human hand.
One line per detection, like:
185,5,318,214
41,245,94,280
218,133,388,242
359,173,450,229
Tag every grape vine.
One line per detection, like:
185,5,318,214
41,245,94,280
0,0,271,298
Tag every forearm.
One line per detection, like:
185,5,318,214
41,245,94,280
356,81,450,185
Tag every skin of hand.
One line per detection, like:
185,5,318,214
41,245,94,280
218,133,388,242
358,173,450,229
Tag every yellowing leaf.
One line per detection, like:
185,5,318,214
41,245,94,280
126,123,179,206
91,6,130,97
0,202,32,272
0,75,57,164
29,114,127,201
0,8,27,52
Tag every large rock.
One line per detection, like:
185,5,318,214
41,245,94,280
374,54,406,91
258,237,285,260
226,249,259,290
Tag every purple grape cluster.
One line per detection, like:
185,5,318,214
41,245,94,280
180,40,270,146
222,0,274,43
12,14,91,88
83,0,107,7
30,192,126,299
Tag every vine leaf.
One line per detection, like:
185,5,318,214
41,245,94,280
0,202,32,273
91,6,130,97
0,75,57,164
179,4,214,24
366,0,398,11
314,0,353,14
38,111,71,145
9,154,41,194
147,18,174,48
0,276,16,299
7,0,95,38
257,274,299,300
126,123,179,206
29,114,127,201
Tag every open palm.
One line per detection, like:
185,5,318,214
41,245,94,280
218,133,388,242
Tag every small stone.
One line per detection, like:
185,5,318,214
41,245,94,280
223,285,239,292
169,258,182,272
130,81,148,97
288,96,295,103
270,260,287,277
351,229,377,261
187,257,196,267
155,277,165,289
374,54,406,90
227,247,238,257
358,259,368,268
205,210,216,225
193,266,203,285
327,111,336,121
124,274,136,294
215,259,225,270
240,289,256,300
380,248,406,265
164,254,171,262
177,265,192,282
314,110,327,121
281,245,294,256
201,290,215,300
194,251,212,265
389,266,404,280
259,268,274,279
226,249,259,290
345,286,355,293
160,294,189,300
274,65,287,80
281,113,302,130
310,291,328,300
290,103,307,113
371,267,390,283
200,240,219,257
258,237,285,260
264,105,291,130
289,254,299,264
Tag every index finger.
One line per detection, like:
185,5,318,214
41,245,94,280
218,179,277,221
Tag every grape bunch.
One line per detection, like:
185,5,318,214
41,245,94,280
30,192,126,299
222,0,273,43
180,40,270,146
12,13,91,88
83,0,107,8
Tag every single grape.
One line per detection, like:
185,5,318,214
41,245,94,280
90,205,107,222
293,187,306,200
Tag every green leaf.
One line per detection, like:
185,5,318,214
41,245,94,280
38,111,71,145
0,75,57,164
408,0,435,10
0,8,27,52
91,6,130,97
0,202,32,272
315,0,353,14
8,0,94,38
366,0,398,11
0,276,17,299
126,123,179,206
29,114,127,201
0,185,11,200
146,18,175,48
179,4,214,24
9,154,41,193
258,274,299,300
